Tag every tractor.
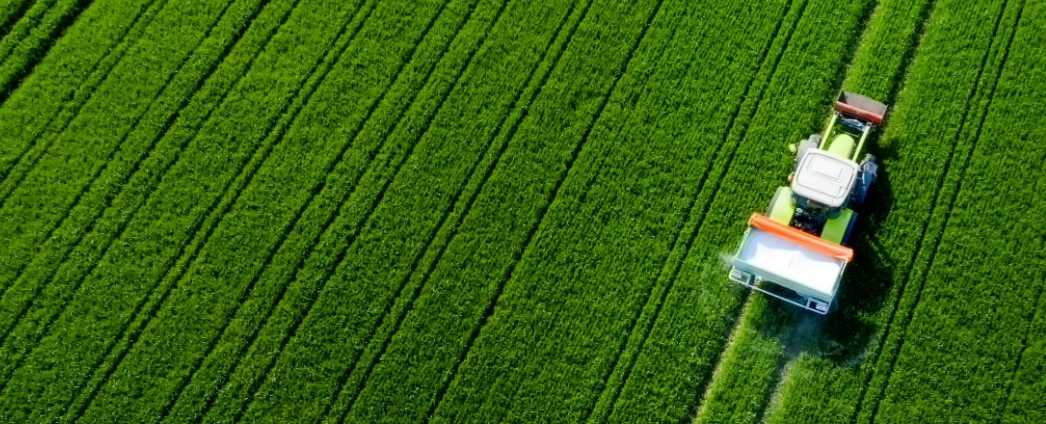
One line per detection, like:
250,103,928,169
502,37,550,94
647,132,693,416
727,92,887,314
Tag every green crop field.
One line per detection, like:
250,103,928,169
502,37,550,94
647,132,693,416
0,0,1043,422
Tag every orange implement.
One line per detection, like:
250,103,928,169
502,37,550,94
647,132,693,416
835,99,884,125
747,213,854,262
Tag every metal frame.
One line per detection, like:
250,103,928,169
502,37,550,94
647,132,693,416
728,266,833,315
820,112,873,162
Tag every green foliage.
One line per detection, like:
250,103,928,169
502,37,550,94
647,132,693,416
0,0,366,421
0,0,1041,422
0,0,91,102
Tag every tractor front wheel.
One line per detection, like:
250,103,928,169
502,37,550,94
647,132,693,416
795,134,820,163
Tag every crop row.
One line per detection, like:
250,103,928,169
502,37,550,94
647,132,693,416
0,0,282,396
845,0,1025,418
0,0,169,210
595,0,809,421
0,0,183,304
358,0,849,421
855,1,1026,421
72,0,501,421
191,0,606,421
153,0,518,421
323,0,594,421
0,0,92,104
0,0,160,207
321,0,680,421
0,0,265,361
868,0,1046,421
0,0,370,420
0,0,31,40
436,0,802,420
1002,250,1046,424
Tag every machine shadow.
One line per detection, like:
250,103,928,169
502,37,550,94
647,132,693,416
753,144,898,366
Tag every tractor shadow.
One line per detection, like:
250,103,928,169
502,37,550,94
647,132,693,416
754,144,898,366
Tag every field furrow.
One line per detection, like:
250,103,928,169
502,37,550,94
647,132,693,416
0,0,93,104
328,0,674,421
1001,240,1046,424
321,0,588,421
154,0,520,421
180,1,595,422
0,0,263,362
0,0,287,386
687,0,940,421
0,0,372,420
64,0,380,419
867,1,1046,421
0,0,163,202
0,0,263,356
0,0,32,44
0,2,167,314
856,0,1024,421
402,0,857,421
67,0,489,421
0,0,57,71
0,1,172,213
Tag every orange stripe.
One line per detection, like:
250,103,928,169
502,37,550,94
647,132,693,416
748,213,854,262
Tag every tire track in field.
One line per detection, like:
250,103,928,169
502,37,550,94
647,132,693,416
182,0,505,419
0,0,94,105
997,234,1046,423
657,2,823,421
0,0,165,302
0,0,238,339
863,3,1024,421
58,2,381,421
422,1,667,420
142,0,470,419
0,0,33,41
325,1,586,421
0,0,272,352
0,0,177,344
0,0,165,214
54,0,292,420
0,0,320,394
0,0,56,65
223,2,516,422
584,1,803,421
852,1,1022,421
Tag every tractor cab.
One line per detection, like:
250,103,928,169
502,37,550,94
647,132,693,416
792,148,859,209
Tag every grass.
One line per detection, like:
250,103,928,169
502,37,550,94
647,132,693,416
0,0,1043,422
0,0,93,104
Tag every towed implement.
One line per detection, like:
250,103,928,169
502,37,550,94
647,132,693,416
727,92,887,314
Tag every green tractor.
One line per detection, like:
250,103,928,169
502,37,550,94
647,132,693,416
728,92,887,314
